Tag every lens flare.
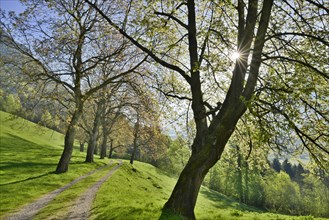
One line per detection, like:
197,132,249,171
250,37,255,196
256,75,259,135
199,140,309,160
231,51,240,60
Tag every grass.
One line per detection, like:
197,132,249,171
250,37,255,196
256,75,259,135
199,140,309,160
0,111,111,217
0,111,328,220
33,162,118,220
91,161,328,220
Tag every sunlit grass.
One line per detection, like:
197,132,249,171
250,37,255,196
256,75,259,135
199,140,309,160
91,160,327,220
0,111,111,217
91,160,176,220
33,162,118,220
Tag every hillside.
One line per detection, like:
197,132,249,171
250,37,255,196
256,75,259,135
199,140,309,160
0,111,327,220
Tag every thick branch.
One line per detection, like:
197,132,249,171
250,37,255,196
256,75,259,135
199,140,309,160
84,56,147,100
243,0,274,100
85,0,191,84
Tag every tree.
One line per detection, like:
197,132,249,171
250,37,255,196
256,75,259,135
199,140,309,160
1,93,22,114
99,86,127,159
263,171,302,215
126,82,160,165
272,158,281,173
282,159,294,179
85,98,104,162
1,0,146,173
86,0,328,218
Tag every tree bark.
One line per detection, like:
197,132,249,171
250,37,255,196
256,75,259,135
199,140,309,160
80,142,85,152
100,120,109,159
108,140,114,158
130,115,140,165
162,117,239,219
55,107,83,173
85,100,103,163
100,139,107,159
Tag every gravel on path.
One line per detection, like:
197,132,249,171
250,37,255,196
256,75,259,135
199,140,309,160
66,160,123,220
3,161,113,220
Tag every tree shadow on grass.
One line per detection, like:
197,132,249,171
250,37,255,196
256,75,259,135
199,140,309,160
0,134,59,186
199,187,262,213
0,170,54,186
1,133,59,153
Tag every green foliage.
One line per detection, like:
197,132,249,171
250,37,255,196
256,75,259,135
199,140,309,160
301,174,329,217
204,143,329,217
157,137,190,176
0,93,22,114
263,171,302,215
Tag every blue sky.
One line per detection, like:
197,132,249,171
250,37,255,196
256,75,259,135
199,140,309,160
0,0,26,14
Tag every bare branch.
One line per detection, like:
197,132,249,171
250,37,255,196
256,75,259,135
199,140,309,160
154,11,188,30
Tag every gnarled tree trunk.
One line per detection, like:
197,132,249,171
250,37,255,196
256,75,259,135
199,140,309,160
162,103,244,219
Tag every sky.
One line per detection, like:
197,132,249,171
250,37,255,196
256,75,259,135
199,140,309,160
0,0,26,14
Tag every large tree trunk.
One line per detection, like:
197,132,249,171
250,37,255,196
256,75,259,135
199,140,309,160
162,141,221,219
161,0,273,218
162,94,248,219
55,108,83,173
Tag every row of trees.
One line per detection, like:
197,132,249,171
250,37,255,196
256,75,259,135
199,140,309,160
1,0,328,219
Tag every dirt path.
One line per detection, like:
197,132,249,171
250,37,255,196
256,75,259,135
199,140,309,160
66,160,123,220
4,161,114,220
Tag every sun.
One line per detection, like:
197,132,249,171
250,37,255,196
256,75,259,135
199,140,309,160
231,51,241,60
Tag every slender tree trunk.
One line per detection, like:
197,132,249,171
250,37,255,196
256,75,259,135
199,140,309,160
100,127,109,159
93,143,98,155
108,140,114,158
55,107,83,173
80,142,85,152
108,147,113,158
85,100,104,163
244,161,249,204
236,146,244,203
100,137,107,159
130,115,140,165
85,100,103,163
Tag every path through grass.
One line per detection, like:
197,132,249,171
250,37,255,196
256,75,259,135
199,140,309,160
0,111,111,217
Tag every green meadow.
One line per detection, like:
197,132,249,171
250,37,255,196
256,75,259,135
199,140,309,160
0,111,327,220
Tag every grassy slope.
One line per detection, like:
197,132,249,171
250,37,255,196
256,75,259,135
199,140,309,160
91,161,326,220
0,111,327,220
0,111,111,217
